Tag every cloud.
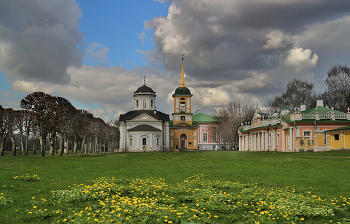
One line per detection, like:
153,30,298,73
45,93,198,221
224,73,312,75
263,30,293,50
10,64,180,120
284,48,318,73
0,0,84,84
154,0,170,3
144,0,350,104
85,43,110,62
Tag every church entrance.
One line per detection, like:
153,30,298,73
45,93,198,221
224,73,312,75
142,138,147,151
180,134,187,150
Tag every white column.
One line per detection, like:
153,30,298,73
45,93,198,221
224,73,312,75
245,134,249,151
282,130,285,150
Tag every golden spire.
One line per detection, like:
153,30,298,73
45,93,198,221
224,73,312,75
143,76,146,86
180,54,186,87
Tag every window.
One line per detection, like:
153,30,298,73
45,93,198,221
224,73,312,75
143,100,146,109
203,133,208,142
151,100,153,107
136,100,138,107
277,133,280,147
156,137,159,146
212,133,217,142
269,134,272,146
334,134,339,141
304,131,311,138
130,138,132,146
180,102,186,112
142,138,147,145
180,116,185,121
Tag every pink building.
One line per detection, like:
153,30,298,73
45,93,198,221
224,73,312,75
238,98,350,152
193,112,220,150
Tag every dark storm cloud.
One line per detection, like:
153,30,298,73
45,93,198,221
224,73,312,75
0,0,84,84
146,0,350,93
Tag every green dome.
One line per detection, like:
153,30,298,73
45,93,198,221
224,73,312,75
174,86,192,95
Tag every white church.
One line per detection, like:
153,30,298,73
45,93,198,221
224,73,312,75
119,80,170,152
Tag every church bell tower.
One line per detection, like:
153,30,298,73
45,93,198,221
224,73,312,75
172,54,193,125
169,54,198,150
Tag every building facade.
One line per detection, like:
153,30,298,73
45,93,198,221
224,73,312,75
169,55,199,150
238,98,350,152
193,112,220,150
119,81,170,152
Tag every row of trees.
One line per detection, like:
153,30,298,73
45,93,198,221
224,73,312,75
214,64,350,150
267,65,350,113
0,92,119,157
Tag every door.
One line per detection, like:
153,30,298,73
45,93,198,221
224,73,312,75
180,134,187,149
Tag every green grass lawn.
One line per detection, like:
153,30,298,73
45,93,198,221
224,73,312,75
0,150,350,223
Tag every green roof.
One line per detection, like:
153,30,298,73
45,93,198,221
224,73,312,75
169,121,199,128
302,106,343,114
326,126,350,132
192,112,217,123
173,87,192,95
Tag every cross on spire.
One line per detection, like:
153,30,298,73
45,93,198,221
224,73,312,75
143,76,146,85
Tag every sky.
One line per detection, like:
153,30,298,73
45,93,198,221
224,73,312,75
1,0,350,121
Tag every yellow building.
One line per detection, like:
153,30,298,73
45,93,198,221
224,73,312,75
169,55,199,150
325,126,350,150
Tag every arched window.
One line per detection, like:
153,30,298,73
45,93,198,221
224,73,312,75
180,102,185,112
136,100,138,107
151,100,153,108
142,138,147,145
143,100,146,109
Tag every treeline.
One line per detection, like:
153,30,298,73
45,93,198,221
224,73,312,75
0,92,119,157
267,65,350,113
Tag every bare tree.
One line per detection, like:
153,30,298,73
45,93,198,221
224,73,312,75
0,106,11,156
21,92,54,157
213,101,255,150
322,65,350,112
266,78,316,114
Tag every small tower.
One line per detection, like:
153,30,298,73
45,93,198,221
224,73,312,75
133,76,156,110
172,54,193,125
169,54,198,151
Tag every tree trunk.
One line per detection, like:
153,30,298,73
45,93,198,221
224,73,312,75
66,138,70,155
54,136,58,154
89,141,92,153
24,134,28,155
80,137,86,154
20,134,25,155
40,133,45,157
11,135,16,156
95,137,99,153
73,136,78,154
0,136,6,156
50,135,55,156
59,137,64,156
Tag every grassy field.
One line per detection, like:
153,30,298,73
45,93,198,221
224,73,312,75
0,150,350,223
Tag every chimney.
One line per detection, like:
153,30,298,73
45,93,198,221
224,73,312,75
300,102,306,112
316,98,324,107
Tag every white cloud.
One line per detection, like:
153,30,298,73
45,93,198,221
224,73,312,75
263,30,292,50
85,43,110,62
284,48,318,74
154,0,170,3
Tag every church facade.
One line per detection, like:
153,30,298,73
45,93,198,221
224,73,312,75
119,80,170,152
